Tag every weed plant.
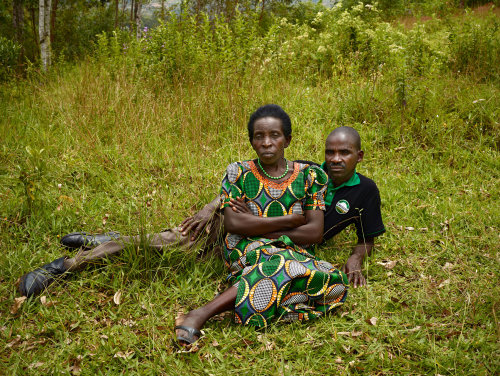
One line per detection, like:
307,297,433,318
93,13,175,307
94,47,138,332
0,5,499,375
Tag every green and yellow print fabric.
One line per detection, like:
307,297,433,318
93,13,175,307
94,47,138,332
233,242,348,328
219,161,348,328
220,161,328,272
220,160,328,218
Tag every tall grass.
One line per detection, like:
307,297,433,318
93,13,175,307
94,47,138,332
0,5,498,375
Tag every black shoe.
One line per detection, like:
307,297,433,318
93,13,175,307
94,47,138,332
60,231,121,249
18,257,68,298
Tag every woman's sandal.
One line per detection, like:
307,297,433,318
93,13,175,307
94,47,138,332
175,325,202,346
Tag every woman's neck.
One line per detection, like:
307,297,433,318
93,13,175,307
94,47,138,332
256,158,290,180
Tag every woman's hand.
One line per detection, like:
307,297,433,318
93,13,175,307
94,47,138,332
229,197,305,228
229,198,252,214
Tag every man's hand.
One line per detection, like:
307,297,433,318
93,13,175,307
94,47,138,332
179,197,220,241
342,254,366,288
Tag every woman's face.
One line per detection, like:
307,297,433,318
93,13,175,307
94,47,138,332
251,117,291,165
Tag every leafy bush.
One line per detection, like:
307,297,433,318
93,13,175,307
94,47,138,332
0,36,20,81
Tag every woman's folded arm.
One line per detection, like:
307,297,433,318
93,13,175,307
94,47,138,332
262,209,324,245
223,206,306,237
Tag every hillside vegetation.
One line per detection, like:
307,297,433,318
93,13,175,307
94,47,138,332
0,3,499,375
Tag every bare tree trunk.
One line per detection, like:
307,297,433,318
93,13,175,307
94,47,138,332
39,0,52,71
135,0,142,40
259,0,266,22
29,6,40,59
114,0,118,28
12,0,24,67
13,0,24,44
161,0,164,21
50,0,58,45
130,0,134,24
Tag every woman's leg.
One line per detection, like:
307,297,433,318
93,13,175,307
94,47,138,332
175,285,237,345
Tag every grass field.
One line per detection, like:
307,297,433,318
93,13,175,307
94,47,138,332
1,6,499,375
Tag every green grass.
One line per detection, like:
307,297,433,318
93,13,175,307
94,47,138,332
1,13,499,376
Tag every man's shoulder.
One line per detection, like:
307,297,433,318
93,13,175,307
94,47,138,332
356,173,380,191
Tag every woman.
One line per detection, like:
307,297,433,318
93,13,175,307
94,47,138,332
175,105,348,345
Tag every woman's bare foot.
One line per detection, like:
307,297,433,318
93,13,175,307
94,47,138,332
175,309,206,346
174,286,237,346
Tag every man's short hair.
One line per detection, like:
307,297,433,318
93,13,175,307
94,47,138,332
328,126,361,150
248,104,292,141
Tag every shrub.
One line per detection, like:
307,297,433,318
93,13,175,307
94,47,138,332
0,36,20,81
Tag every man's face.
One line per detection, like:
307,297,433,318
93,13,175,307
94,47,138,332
324,133,363,186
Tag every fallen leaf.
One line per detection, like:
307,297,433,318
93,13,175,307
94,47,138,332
114,350,135,359
212,340,219,347
443,262,453,270
337,331,351,336
100,334,108,340
438,279,450,288
351,331,363,337
69,355,83,375
335,357,343,364
377,260,397,269
265,341,275,351
113,290,122,305
59,195,74,203
175,343,200,354
65,338,73,345
120,319,136,327
6,335,21,348
40,296,56,307
10,296,26,314
102,214,110,226
408,326,421,333
28,362,44,369
405,226,415,231
367,317,378,326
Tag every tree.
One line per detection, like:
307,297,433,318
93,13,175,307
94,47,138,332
12,0,24,66
39,0,51,71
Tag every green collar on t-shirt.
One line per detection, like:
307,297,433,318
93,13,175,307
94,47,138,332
321,162,360,206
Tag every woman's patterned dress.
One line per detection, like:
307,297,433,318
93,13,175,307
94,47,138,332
220,160,348,328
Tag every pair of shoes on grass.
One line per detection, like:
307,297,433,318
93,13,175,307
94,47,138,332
17,231,120,298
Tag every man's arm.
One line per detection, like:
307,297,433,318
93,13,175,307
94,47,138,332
342,238,374,288
178,196,221,241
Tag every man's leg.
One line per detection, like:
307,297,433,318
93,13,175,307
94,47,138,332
63,216,223,271
19,214,224,297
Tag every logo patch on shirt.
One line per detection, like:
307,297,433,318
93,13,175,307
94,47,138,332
335,199,350,214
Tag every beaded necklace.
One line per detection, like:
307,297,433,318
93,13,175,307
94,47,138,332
257,158,289,180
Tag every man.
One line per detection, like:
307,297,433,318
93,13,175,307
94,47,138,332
18,126,384,297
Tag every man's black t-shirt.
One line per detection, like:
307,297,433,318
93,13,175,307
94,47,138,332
294,160,385,242
322,172,385,242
